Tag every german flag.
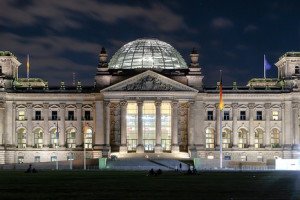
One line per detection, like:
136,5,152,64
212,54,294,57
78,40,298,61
219,70,224,110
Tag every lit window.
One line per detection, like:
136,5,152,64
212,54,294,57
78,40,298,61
66,128,76,148
254,129,264,148
272,111,279,120
51,156,57,162
143,102,156,151
127,103,138,151
18,156,24,164
205,128,215,148
84,127,93,149
18,110,25,120
34,128,43,148
50,128,59,147
222,128,231,148
34,156,40,163
161,103,171,151
17,128,26,148
271,129,280,148
238,128,248,148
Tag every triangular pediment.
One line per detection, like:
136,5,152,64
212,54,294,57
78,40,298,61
101,70,198,92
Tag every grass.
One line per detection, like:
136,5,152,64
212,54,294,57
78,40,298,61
0,170,299,200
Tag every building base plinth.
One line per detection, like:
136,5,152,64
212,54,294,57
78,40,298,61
136,145,144,153
119,146,128,154
171,145,179,153
154,145,163,154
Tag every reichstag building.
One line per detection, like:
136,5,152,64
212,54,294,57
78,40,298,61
0,38,299,164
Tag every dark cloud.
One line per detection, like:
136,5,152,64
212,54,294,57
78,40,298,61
211,17,234,29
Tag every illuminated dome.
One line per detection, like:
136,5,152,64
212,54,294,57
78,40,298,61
108,38,188,69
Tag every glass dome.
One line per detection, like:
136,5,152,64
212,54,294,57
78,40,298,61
108,39,188,69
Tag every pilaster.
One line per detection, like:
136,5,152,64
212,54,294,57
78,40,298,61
155,100,162,153
232,103,238,147
248,103,255,147
264,103,271,147
136,100,144,153
119,101,128,153
171,101,179,152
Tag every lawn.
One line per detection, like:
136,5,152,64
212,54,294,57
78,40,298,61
0,170,299,200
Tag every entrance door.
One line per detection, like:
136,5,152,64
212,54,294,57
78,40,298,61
144,139,155,151
127,139,137,151
161,139,171,151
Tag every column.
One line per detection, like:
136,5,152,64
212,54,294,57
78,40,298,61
171,101,179,152
284,101,293,148
264,103,271,147
76,103,83,147
136,101,144,153
26,103,33,147
155,100,162,153
292,102,299,148
248,103,255,147
215,103,220,146
232,103,238,148
0,102,5,145
194,101,205,148
4,101,13,145
59,103,65,147
119,101,128,153
104,101,111,147
94,100,105,150
12,103,16,146
43,103,49,147
188,101,195,149
280,103,285,146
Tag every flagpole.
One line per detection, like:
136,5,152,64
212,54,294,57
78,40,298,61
220,109,223,169
264,54,266,79
56,121,59,170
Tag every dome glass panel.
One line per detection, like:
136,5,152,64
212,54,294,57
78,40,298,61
108,39,188,69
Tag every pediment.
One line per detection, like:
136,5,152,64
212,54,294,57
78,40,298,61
101,70,198,92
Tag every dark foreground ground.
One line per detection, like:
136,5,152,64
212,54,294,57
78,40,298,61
0,170,299,200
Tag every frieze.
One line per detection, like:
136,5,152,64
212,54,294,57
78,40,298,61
122,75,176,91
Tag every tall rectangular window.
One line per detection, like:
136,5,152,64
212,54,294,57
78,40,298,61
84,111,91,120
68,111,75,120
223,111,230,120
161,102,171,151
256,111,262,120
35,111,41,120
240,111,246,120
207,111,213,120
127,103,138,151
143,102,156,151
272,111,279,120
52,111,58,120
18,110,25,120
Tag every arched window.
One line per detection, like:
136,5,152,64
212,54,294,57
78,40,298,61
222,128,231,148
50,128,58,147
17,128,26,148
205,128,215,148
271,128,280,148
34,128,43,148
83,127,93,149
295,66,300,75
238,128,248,148
66,128,76,148
254,128,264,148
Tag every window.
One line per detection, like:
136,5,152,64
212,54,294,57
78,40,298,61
18,110,25,120
161,103,171,151
238,128,248,148
18,156,24,164
127,103,138,151
222,128,231,148
68,111,75,120
51,156,57,162
223,111,230,120
34,128,43,148
17,128,26,148
51,111,58,120
272,111,279,120
254,129,264,148
34,156,40,163
84,111,91,120
66,128,76,148
50,128,59,147
256,111,262,120
143,102,156,151
35,111,41,120
0,66,2,74
205,128,215,148
84,127,93,149
207,111,213,120
295,66,300,75
271,129,280,148
240,111,246,120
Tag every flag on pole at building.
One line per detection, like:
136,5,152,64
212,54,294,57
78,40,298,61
264,54,272,78
26,54,30,79
219,70,224,110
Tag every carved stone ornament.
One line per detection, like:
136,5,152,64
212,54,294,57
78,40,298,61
248,103,255,109
122,75,176,91
292,102,299,109
120,101,128,107
264,103,271,109
231,103,238,109
280,103,285,109
59,103,66,109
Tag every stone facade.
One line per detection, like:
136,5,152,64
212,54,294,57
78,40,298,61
0,41,300,165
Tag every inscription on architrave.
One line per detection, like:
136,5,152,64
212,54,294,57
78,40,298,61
178,102,189,152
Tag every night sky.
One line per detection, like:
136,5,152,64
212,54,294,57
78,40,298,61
1,0,300,86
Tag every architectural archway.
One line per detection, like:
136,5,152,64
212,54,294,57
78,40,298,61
271,128,280,147
205,128,215,148
17,128,26,148
254,128,264,148
238,128,248,148
222,128,232,148
33,128,43,148
66,127,76,148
